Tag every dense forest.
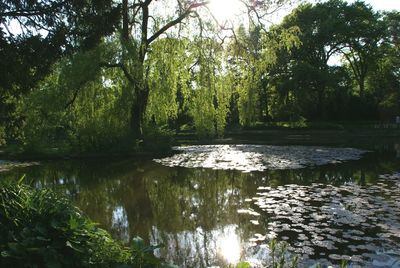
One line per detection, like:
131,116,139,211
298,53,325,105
1,0,399,152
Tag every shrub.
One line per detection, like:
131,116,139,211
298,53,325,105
0,182,170,268
0,125,5,146
142,125,175,152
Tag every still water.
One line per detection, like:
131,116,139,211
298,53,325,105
1,140,400,267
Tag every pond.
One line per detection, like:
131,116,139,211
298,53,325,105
1,140,400,267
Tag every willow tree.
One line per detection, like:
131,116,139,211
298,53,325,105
187,38,231,137
145,38,192,126
99,0,296,138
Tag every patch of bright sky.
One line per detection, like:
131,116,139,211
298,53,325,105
3,0,398,40
208,0,245,23
338,0,400,11
207,0,399,28
206,0,400,30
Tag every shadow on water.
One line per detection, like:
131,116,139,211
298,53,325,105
0,139,400,267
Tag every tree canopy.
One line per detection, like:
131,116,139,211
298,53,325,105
0,0,399,151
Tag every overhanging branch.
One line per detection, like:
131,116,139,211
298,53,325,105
147,1,209,45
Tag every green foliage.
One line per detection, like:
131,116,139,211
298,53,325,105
17,43,133,153
262,0,388,121
341,260,349,268
146,38,192,125
142,124,175,152
269,240,298,268
0,182,129,267
227,24,300,126
189,39,231,138
0,1,120,144
378,92,400,119
17,64,72,152
0,125,5,146
2,0,399,149
236,261,251,268
0,182,172,268
367,12,400,120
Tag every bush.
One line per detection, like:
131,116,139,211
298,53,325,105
0,182,170,268
0,125,5,146
142,125,175,152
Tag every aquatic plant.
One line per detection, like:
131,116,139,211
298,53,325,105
251,179,400,266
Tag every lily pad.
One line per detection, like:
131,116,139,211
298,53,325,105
154,145,368,172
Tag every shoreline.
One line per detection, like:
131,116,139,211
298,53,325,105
1,128,399,162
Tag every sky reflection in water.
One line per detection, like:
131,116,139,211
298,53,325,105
1,142,400,267
154,145,368,172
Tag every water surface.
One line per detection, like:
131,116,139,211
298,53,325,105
1,141,400,267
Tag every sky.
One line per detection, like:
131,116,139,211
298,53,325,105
3,0,399,38
346,0,400,11
261,0,400,27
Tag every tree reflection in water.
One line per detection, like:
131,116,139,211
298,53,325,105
1,143,400,267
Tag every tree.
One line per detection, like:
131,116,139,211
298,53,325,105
225,23,300,126
336,1,383,97
263,0,386,121
368,11,400,120
98,0,295,138
0,0,120,141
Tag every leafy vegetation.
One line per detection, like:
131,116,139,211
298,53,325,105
0,181,173,268
0,0,399,151
1,2,397,267
0,180,305,268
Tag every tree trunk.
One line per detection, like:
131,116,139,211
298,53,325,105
359,78,365,98
130,84,149,139
122,0,129,41
318,85,327,120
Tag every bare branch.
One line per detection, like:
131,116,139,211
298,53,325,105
0,10,45,17
0,1,68,18
147,1,209,45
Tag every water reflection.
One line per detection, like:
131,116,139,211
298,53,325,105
0,143,400,267
155,145,368,172
112,206,130,243
149,224,244,267
217,225,241,264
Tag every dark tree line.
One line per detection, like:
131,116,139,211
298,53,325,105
261,0,400,122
